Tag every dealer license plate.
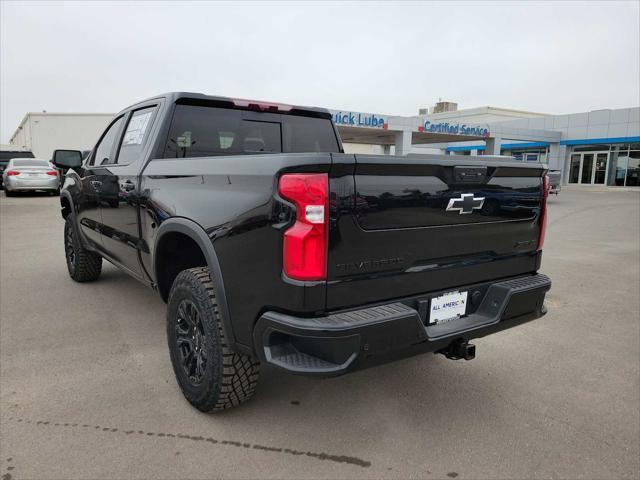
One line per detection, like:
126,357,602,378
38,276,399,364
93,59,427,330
429,291,468,324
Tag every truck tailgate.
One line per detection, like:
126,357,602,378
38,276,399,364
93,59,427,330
327,154,545,310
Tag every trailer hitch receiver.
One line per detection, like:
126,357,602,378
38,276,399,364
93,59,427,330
439,339,476,361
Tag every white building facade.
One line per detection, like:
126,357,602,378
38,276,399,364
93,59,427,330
9,112,114,159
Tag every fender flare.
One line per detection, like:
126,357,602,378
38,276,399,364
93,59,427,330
59,190,86,246
59,190,74,216
153,217,240,352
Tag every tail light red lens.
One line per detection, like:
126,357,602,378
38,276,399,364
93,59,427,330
278,173,328,281
6,170,20,176
232,98,293,112
46,170,58,176
538,175,549,249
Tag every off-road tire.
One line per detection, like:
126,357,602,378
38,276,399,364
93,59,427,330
167,267,260,412
64,214,102,282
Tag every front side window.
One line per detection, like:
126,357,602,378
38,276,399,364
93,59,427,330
92,116,125,166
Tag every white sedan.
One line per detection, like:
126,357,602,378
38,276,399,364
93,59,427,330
2,158,60,196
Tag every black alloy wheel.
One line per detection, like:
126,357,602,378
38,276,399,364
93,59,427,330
167,267,260,412
175,299,208,385
65,221,76,270
63,214,102,282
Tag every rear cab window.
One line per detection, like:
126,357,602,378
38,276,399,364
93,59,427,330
163,103,339,158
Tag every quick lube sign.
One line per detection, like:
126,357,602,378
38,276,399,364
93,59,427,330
421,121,490,137
332,111,388,129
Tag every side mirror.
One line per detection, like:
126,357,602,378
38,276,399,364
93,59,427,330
52,149,83,169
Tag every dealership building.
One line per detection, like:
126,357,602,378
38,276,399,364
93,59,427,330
8,101,639,187
332,102,640,187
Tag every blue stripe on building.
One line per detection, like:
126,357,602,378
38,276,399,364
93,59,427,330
559,136,640,146
447,141,550,152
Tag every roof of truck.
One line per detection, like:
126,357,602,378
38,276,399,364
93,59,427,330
126,92,332,118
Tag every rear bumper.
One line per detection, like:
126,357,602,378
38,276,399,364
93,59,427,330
254,273,551,375
5,176,59,191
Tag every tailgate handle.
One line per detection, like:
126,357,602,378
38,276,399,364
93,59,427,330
454,166,487,183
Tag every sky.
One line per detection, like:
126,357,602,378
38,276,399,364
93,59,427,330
1,1,639,143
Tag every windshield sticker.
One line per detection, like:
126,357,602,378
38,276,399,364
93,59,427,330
122,110,153,146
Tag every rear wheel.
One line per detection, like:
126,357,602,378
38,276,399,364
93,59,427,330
4,188,15,197
167,267,260,412
64,214,102,282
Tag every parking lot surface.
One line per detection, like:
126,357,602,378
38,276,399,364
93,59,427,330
1,187,639,479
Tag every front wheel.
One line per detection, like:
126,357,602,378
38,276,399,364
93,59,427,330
64,214,102,282
167,267,260,412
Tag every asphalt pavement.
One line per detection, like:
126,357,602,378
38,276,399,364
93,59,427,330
1,186,638,479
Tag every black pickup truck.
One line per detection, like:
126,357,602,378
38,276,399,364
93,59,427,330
54,92,551,412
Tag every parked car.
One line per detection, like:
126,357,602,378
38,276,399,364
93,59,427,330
2,158,60,196
0,149,35,189
548,170,562,194
55,92,551,412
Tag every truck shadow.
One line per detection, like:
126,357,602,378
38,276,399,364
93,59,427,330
83,266,505,435
212,350,506,437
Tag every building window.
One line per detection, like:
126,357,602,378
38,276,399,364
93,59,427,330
610,145,629,186
605,144,640,187
573,145,612,152
503,148,548,163
627,151,640,186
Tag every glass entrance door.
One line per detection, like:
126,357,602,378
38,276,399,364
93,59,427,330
581,154,594,183
593,153,608,184
569,154,581,183
568,151,609,184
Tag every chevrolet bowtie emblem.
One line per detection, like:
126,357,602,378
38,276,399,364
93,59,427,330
446,193,485,214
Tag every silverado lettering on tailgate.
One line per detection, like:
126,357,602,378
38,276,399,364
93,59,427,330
335,257,404,273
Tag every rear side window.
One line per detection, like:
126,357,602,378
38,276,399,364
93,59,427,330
163,104,338,158
117,106,157,165
13,159,49,167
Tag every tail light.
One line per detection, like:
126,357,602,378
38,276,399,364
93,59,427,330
6,170,20,176
278,173,328,281
538,175,549,249
46,170,58,176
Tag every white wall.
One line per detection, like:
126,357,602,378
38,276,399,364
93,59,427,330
342,143,385,154
10,113,114,159
419,107,547,126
